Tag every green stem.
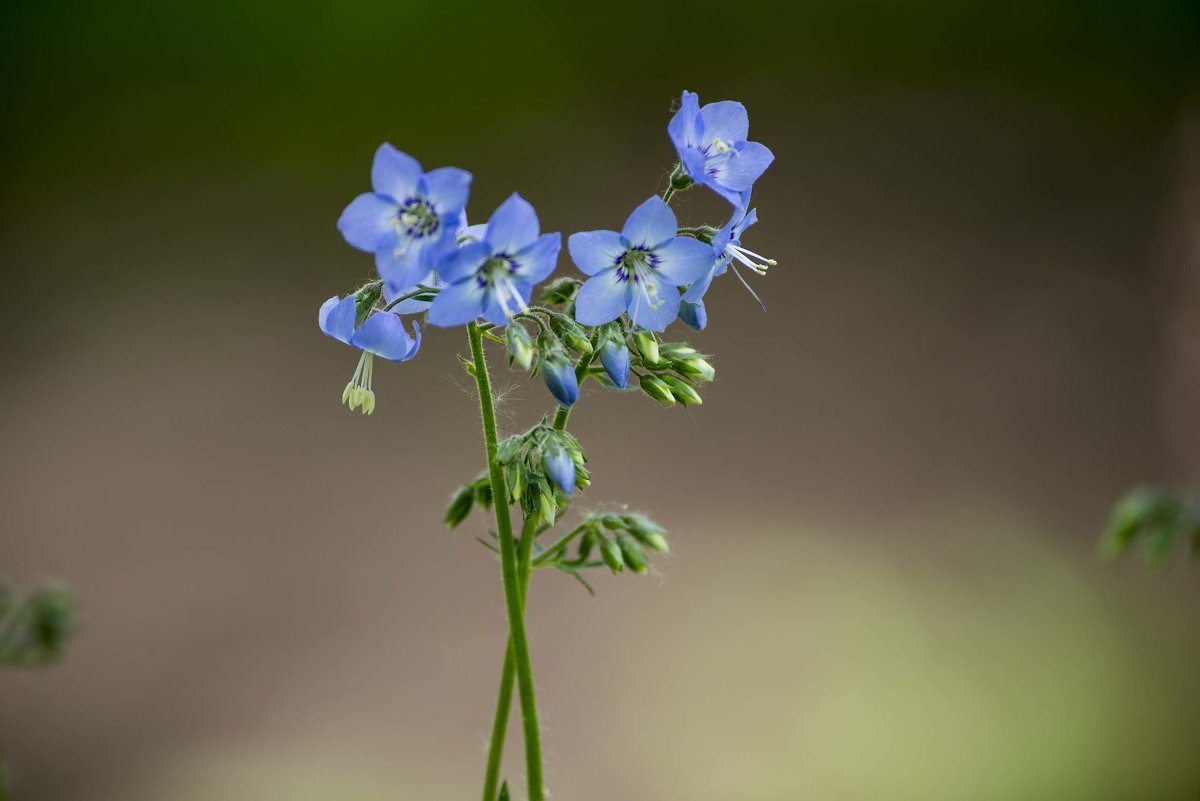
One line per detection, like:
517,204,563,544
481,517,539,801
468,322,545,801
662,184,677,204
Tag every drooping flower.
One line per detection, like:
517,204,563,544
679,194,774,330
668,90,774,207
337,144,472,297
318,293,422,414
543,444,575,496
427,194,562,327
569,196,715,332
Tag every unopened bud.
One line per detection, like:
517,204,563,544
617,534,649,574
633,330,660,365
552,316,593,355
676,356,715,383
623,514,669,553
639,374,676,406
506,324,535,370
444,485,474,528
600,537,625,573
661,375,702,406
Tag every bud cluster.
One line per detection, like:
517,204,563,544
497,425,590,525
540,512,669,577
629,335,715,407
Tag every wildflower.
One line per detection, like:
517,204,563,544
427,193,562,327
337,143,472,296
680,194,774,328
569,196,714,332
668,90,774,206
318,293,422,414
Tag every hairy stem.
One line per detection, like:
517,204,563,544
468,322,545,801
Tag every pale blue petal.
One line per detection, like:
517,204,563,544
486,193,539,255
422,167,472,213
679,147,707,182
375,231,429,296
621,196,677,249
371,143,422,201
655,236,716,286
681,265,716,303
513,232,561,283
574,268,629,326
337,193,398,253
667,90,703,151
627,271,681,332
434,240,490,284
541,356,579,408
679,299,707,330
481,279,533,326
699,100,749,145
716,141,774,192
427,277,487,327
461,222,488,242
568,230,625,276
351,312,421,361
383,271,438,313
543,447,576,496
318,294,357,345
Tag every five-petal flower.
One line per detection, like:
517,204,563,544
679,193,773,329
318,293,422,413
337,143,472,298
668,90,774,207
569,196,715,332
427,193,562,327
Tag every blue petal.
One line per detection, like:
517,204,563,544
679,147,708,182
337,193,399,253
543,446,576,496
599,339,630,389
699,100,749,145
682,264,716,303
667,90,703,151
513,232,562,284
318,294,358,346
351,312,421,361
654,236,717,286
568,230,624,276
427,277,487,327
541,357,579,408
486,193,539,255
715,141,775,193
422,166,472,213
621,196,677,249
480,278,532,326
371,143,423,201
435,240,491,285
461,222,489,242
375,231,431,296
679,298,707,330
626,271,681,332
574,268,629,327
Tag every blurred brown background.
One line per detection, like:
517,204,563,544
2,1,1200,799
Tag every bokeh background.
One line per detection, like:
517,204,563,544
3,1,1200,799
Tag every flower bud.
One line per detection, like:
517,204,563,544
639,374,676,406
552,316,593,355
506,324,535,370
675,356,715,383
538,485,557,526
543,444,576,496
679,299,707,331
661,375,703,406
600,537,625,574
539,343,579,408
633,330,660,365
617,534,649,574
599,338,631,389
623,514,669,553
444,485,474,528
539,276,582,306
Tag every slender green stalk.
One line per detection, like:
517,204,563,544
662,184,678,204
468,322,545,801
481,517,538,801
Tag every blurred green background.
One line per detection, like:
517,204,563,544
3,1,1200,799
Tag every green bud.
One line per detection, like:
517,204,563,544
552,316,594,355
599,513,627,530
617,534,649,574
676,356,715,383
692,225,721,245
639,374,676,406
623,514,669,553
444,485,474,528
600,537,625,573
633,330,660,365
506,324,535,370
576,527,599,561
538,486,557,526
539,276,582,306
353,281,383,325
661,375,702,406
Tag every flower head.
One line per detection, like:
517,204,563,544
337,144,472,297
668,90,774,206
318,293,422,414
679,194,774,329
569,196,715,332
427,194,562,327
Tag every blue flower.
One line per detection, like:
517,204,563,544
337,143,472,297
427,194,562,327
543,445,575,496
569,196,715,332
668,90,774,206
679,194,773,329
540,346,579,408
318,293,422,414
598,337,631,389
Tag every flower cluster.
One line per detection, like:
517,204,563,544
318,90,774,412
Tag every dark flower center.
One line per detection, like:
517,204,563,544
397,198,439,239
616,246,660,282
